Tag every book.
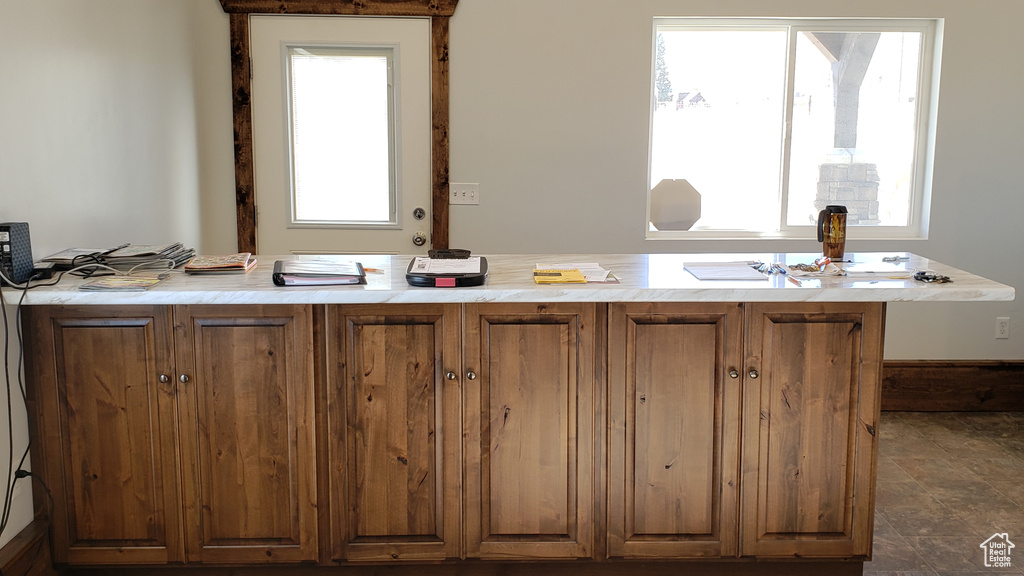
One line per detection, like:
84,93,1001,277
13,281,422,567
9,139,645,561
272,259,366,286
184,253,257,274
78,275,165,291
533,268,587,284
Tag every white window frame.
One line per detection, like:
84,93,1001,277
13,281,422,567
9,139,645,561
646,17,943,241
284,43,402,229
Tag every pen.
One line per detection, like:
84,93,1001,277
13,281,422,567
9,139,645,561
788,276,803,286
363,267,383,274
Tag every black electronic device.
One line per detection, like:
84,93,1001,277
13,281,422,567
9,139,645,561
406,253,487,287
428,248,472,259
0,222,34,285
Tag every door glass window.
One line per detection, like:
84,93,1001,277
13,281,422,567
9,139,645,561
288,46,396,225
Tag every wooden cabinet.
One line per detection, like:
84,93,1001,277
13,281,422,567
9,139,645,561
25,306,181,565
740,303,883,558
24,305,318,566
463,303,596,560
608,302,883,560
607,303,743,559
25,299,881,569
325,303,597,562
325,304,461,562
173,305,318,563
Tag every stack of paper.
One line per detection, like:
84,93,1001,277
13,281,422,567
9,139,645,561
533,269,587,283
102,243,196,271
78,275,166,291
684,262,767,281
534,262,614,283
43,243,195,272
409,257,482,274
184,253,257,274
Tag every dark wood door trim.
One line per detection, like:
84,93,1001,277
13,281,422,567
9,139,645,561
219,0,459,253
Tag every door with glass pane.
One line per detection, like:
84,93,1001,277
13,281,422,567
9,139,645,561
250,16,431,254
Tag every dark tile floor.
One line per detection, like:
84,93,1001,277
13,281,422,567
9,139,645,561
865,411,1024,575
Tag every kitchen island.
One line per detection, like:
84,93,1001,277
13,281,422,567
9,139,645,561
11,253,1013,575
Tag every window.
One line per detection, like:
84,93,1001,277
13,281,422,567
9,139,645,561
647,18,941,239
288,46,397,226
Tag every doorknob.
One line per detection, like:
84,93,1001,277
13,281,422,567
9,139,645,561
412,232,427,246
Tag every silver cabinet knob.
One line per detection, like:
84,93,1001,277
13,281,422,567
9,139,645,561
466,371,477,380
179,374,190,383
748,369,759,379
446,371,457,380
728,369,739,379
159,374,170,383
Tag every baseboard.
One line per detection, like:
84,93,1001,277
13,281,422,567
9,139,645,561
882,360,1024,411
0,518,55,576
58,562,863,576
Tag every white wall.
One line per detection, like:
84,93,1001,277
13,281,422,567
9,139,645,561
0,304,33,549
443,0,1023,360
0,0,1021,548
0,0,226,548
0,0,218,257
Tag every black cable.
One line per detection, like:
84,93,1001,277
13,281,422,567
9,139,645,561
0,275,40,543
0,279,15,541
14,471,53,521
68,252,115,278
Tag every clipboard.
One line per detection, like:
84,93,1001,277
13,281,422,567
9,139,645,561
406,256,488,287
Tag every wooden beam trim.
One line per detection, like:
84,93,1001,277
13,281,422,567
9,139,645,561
229,13,258,254
220,0,459,17
430,16,451,249
223,1,458,252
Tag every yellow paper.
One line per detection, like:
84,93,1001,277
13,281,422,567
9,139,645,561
533,269,587,284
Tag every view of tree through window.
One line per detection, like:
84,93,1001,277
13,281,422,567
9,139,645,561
649,19,938,238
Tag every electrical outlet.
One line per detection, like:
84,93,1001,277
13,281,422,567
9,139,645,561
996,317,1010,339
449,183,480,205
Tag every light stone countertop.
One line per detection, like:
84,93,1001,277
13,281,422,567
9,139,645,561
3,252,1014,306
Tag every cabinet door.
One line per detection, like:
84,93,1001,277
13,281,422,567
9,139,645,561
326,304,461,561
607,303,742,558
23,306,183,565
174,305,317,563
463,303,596,559
741,303,884,558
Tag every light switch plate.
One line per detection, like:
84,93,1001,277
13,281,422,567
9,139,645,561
450,183,480,205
